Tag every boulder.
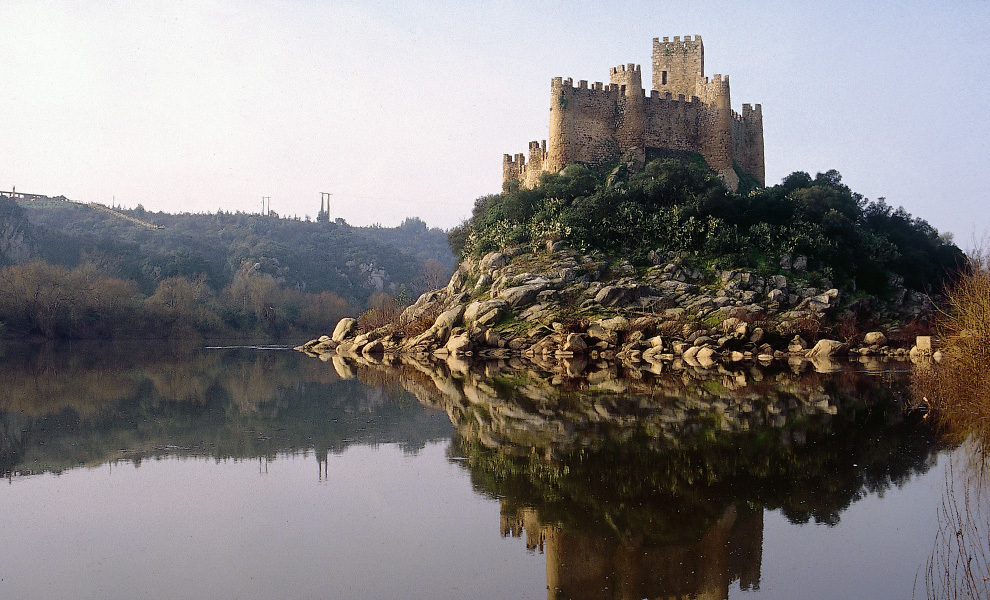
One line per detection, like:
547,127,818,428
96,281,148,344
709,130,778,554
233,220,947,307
473,274,493,292
499,282,548,307
562,333,588,354
483,328,500,347
446,267,468,293
693,335,714,347
445,333,473,356
331,318,359,342
594,285,633,307
479,251,508,273
787,335,808,353
433,304,466,331
658,280,698,294
863,331,887,346
361,339,384,358
696,347,717,362
805,339,849,358
399,290,445,326
600,316,630,333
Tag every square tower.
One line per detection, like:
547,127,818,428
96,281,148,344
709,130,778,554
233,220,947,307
652,35,704,98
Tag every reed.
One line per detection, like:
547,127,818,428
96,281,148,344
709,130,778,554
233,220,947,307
915,247,990,599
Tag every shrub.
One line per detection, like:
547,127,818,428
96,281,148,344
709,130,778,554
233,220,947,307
454,159,962,298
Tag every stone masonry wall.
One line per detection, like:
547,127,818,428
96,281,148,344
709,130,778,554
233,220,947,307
652,35,704,97
732,104,766,185
504,36,763,193
546,78,622,171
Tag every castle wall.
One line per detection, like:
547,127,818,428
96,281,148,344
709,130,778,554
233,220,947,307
641,92,701,153
503,35,764,193
732,104,766,185
547,78,622,172
696,75,739,190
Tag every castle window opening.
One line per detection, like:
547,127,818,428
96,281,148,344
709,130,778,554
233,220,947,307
661,71,667,85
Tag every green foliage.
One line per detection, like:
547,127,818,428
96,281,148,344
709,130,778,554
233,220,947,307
12,201,454,307
452,160,962,295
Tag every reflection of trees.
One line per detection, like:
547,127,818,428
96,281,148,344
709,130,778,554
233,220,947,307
0,343,449,475
405,359,943,600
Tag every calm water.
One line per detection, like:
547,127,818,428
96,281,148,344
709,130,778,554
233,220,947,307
0,342,963,599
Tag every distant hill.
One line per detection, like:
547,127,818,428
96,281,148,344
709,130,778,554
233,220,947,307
9,198,455,307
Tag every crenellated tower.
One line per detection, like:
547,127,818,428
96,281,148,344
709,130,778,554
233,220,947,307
652,35,704,98
503,36,765,191
609,63,645,163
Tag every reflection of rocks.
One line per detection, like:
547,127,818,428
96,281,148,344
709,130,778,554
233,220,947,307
352,354,848,458
501,503,762,600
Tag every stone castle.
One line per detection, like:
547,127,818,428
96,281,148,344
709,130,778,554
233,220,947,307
503,35,764,191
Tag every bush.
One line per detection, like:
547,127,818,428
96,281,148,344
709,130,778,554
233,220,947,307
452,159,962,297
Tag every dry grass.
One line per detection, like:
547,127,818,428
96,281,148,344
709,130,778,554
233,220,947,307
917,249,990,446
401,301,445,338
914,248,990,600
358,292,403,331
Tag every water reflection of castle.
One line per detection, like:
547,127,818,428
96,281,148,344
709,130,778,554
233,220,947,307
501,502,762,600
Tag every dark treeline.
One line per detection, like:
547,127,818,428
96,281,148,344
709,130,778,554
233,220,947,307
5,197,454,304
450,159,963,295
0,196,455,339
0,260,353,338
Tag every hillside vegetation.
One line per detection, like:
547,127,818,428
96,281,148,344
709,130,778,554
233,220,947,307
0,196,453,339
450,159,962,296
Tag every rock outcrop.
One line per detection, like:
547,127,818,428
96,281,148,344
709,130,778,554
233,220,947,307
298,246,933,371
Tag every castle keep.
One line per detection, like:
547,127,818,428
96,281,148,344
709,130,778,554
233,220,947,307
503,36,764,191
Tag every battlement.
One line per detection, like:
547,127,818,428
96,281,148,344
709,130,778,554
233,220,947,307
553,76,625,98
644,90,700,105
609,63,641,75
506,36,764,191
742,103,762,119
653,35,704,53
655,35,702,44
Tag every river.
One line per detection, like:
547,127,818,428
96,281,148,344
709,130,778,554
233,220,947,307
0,341,967,599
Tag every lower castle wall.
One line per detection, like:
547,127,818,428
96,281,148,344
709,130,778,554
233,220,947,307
642,96,701,154
548,85,621,170
731,113,765,186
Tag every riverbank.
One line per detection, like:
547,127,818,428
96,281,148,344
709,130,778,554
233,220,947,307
297,245,939,372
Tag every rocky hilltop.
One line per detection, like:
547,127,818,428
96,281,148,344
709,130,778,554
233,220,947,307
298,243,935,372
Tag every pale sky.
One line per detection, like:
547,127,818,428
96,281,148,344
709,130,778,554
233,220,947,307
2,0,988,242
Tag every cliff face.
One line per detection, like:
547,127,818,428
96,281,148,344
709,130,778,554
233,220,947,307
0,197,36,264
300,243,933,372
